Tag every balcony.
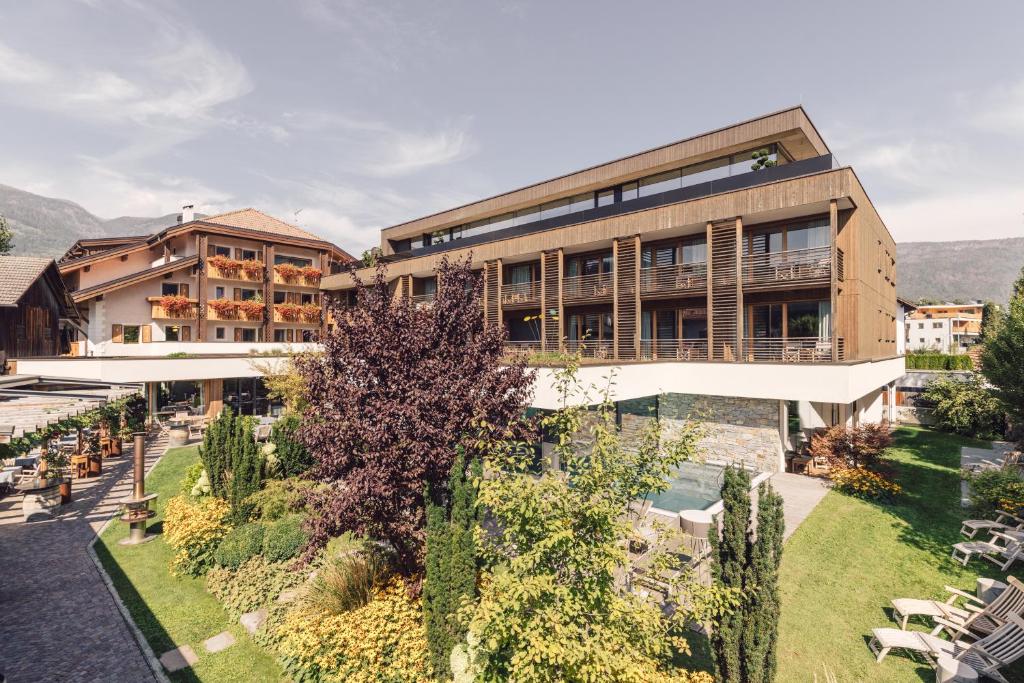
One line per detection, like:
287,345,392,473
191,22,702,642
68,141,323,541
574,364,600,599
639,339,708,361
148,296,199,320
564,338,614,359
742,246,831,291
207,257,265,282
411,292,436,306
640,262,707,297
503,340,543,359
272,303,322,325
500,281,540,307
206,299,265,322
562,272,614,303
272,264,322,288
741,337,844,363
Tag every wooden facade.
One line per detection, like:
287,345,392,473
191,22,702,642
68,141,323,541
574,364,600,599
0,259,80,360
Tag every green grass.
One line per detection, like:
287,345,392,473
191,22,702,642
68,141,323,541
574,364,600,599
777,426,1024,682
95,445,281,682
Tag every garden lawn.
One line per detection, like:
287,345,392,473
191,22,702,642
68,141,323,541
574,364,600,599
777,426,1024,682
94,445,281,683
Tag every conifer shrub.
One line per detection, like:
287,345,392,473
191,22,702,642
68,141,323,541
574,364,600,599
214,522,266,569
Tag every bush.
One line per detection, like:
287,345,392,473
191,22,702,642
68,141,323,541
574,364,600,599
214,522,266,569
206,555,303,621
905,352,973,370
965,467,1024,517
164,495,232,576
921,374,1006,439
276,579,431,683
262,514,309,563
304,548,392,616
831,467,902,500
808,423,893,471
270,414,314,477
181,461,205,496
244,478,315,522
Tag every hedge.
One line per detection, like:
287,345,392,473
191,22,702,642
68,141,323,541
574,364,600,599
905,353,973,371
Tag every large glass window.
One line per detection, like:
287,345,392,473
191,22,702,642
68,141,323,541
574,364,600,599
223,377,281,416
639,170,682,197
274,254,313,267
786,220,829,250
656,310,676,340
506,263,536,284
681,238,707,264
751,304,783,338
513,206,540,226
620,181,639,202
156,380,203,413
596,189,614,207
642,245,676,268
540,198,571,220
788,301,831,338
569,193,593,213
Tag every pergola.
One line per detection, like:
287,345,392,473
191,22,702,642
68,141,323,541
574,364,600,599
0,376,141,441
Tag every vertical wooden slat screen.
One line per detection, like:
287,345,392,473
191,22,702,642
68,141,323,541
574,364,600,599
614,235,640,360
735,217,744,361
829,199,839,361
710,220,739,361
483,261,500,328
541,250,561,351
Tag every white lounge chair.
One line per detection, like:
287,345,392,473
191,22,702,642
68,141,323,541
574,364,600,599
952,532,1024,572
868,612,1024,683
961,510,1024,539
932,577,1024,641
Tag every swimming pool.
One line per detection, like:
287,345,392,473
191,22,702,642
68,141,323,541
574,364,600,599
647,460,728,513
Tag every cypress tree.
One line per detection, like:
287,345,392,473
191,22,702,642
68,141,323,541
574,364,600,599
710,466,753,683
741,482,785,683
229,419,263,521
423,450,480,680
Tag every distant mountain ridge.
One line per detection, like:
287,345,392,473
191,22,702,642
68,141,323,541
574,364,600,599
1,183,1021,303
0,183,187,259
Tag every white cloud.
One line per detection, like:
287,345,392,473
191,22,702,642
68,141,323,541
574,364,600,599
878,183,1024,243
0,42,54,84
969,78,1024,135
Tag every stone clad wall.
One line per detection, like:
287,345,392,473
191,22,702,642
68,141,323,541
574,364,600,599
658,393,782,472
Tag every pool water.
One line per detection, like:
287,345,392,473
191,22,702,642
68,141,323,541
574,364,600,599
647,461,726,513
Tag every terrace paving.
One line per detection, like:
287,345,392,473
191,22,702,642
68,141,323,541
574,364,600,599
0,433,166,682
769,471,830,540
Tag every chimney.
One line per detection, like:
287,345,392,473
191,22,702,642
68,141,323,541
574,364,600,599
180,204,195,224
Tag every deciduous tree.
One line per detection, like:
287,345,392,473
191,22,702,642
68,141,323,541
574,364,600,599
983,266,1024,426
296,256,534,571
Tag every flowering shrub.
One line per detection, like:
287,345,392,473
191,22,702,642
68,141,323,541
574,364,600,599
830,467,902,500
276,578,431,683
965,467,1024,516
301,303,321,323
808,423,892,470
275,303,303,321
208,254,243,275
208,298,238,318
237,299,266,319
206,555,302,620
301,266,322,282
164,494,232,576
158,294,193,318
275,263,303,282
240,259,265,279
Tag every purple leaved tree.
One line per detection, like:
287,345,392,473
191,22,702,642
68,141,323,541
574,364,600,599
296,255,534,572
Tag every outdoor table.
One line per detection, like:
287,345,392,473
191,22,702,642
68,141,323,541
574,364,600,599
935,654,978,683
16,477,63,522
14,454,40,469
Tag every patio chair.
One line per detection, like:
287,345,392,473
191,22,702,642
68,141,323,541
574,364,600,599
253,423,272,442
187,417,207,441
961,510,1024,539
952,532,1024,572
890,585,984,631
930,577,1024,641
868,612,1024,683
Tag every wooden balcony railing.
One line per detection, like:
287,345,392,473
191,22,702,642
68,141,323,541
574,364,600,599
411,293,436,306
147,296,199,319
503,340,543,358
500,280,540,306
562,272,614,302
741,336,843,363
639,339,708,361
207,263,264,282
742,246,831,289
564,338,615,359
640,262,707,296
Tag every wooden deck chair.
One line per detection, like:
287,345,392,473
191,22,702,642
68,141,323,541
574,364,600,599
890,585,983,630
931,576,1024,640
952,532,1024,572
961,510,1024,539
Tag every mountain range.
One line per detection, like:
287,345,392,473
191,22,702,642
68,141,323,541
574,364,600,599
1,183,1022,303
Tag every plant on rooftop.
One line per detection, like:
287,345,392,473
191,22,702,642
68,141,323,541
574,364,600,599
750,148,777,171
295,256,534,572
158,294,193,317
920,373,1005,439
0,214,14,255
982,266,1024,429
465,359,725,682
208,254,243,275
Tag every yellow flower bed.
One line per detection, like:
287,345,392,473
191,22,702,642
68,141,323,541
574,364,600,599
164,494,232,576
276,578,430,683
830,467,902,499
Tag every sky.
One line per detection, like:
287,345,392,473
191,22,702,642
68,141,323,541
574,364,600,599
0,0,1022,253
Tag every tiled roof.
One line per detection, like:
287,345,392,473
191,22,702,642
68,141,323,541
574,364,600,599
0,256,54,306
201,208,324,242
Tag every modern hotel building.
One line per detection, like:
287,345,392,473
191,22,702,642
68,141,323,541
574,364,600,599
321,107,904,476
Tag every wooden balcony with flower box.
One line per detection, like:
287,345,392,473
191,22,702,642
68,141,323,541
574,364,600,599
206,255,265,282
148,295,199,320
206,298,265,322
272,303,322,325
272,264,322,288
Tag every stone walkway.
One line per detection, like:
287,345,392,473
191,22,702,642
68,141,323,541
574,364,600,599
0,434,167,682
769,472,831,540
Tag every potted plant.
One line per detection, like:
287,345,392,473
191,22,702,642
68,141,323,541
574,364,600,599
237,296,265,320
208,254,243,276
159,294,193,318
300,265,322,284
275,303,303,321
301,302,322,323
42,447,72,503
274,263,303,282
106,407,123,456
240,258,265,279
85,429,102,477
208,298,239,319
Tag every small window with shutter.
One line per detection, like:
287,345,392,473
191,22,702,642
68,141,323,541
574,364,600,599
141,325,152,343
112,324,124,343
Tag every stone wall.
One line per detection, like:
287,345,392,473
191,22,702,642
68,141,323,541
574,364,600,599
657,393,783,472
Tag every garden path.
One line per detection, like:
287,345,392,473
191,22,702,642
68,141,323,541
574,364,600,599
769,471,830,540
0,433,167,682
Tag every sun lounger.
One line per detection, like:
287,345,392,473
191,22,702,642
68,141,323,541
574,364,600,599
952,533,1024,572
961,510,1024,539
